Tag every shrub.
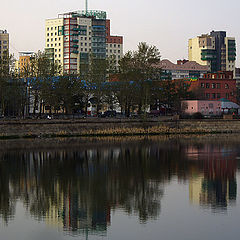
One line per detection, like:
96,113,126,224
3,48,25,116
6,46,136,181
192,112,203,119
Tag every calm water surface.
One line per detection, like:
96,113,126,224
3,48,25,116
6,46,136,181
0,136,240,240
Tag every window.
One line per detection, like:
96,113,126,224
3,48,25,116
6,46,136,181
225,83,229,89
216,83,221,89
55,38,57,41
51,33,53,36
206,83,210,88
47,27,49,31
59,54,61,57
212,93,216,99
85,48,87,51
59,43,61,46
201,83,205,88
51,27,53,30
212,83,216,89
217,93,221,98
47,33,49,36
47,39,49,42
226,93,229,99
206,93,210,99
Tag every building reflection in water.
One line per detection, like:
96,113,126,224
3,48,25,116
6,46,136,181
187,145,237,210
0,138,238,237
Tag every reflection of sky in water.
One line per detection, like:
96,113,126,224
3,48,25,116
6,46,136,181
0,137,240,240
1,180,240,240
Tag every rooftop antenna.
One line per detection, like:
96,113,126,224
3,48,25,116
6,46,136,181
85,0,88,13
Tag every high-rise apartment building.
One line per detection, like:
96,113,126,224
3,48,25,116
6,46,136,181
106,20,123,65
45,10,123,75
188,31,236,74
0,30,9,59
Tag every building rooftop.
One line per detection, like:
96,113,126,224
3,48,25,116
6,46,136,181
58,10,107,20
0,30,8,34
158,59,209,71
19,52,34,57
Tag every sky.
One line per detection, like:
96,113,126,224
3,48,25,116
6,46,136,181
1,0,240,65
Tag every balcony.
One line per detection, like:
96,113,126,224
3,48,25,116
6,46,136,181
72,50,79,54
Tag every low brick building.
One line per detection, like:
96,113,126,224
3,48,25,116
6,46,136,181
189,71,237,103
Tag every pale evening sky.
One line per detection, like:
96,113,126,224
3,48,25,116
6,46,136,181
0,0,239,65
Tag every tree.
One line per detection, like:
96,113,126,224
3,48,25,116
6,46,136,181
132,42,161,114
116,51,136,116
117,43,161,116
0,52,25,117
26,51,61,116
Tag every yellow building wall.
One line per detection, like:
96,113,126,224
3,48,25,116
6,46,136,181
188,37,207,66
45,18,64,71
19,56,31,74
189,175,204,205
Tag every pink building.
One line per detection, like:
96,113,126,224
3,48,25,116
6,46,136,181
182,100,222,116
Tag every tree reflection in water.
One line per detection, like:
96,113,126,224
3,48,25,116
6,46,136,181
0,137,238,236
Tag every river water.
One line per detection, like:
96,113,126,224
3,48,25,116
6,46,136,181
0,135,240,240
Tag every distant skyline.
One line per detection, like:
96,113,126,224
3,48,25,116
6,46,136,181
0,0,239,66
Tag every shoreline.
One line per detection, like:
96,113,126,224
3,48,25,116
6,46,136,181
0,118,239,140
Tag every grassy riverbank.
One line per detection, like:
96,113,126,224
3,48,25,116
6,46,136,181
0,118,239,139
